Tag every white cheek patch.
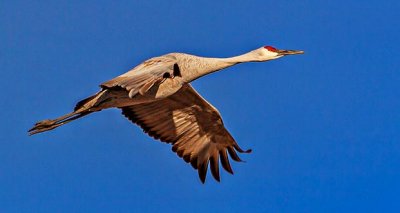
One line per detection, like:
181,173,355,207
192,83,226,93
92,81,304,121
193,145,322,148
261,48,280,59
264,50,279,57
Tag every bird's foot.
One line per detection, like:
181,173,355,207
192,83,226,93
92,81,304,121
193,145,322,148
28,119,58,135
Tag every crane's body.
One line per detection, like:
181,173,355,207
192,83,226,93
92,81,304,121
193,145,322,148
29,46,303,183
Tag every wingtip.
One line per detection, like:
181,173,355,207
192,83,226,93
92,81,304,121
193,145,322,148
199,171,207,184
234,144,252,153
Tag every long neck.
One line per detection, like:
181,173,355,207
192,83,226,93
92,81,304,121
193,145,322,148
182,51,259,82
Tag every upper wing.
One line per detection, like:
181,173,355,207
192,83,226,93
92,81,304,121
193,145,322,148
101,55,178,97
120,84,251,183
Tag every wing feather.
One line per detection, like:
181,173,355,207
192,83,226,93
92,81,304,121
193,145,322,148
120,84,251,182
209,152,220,182
101,55,177,98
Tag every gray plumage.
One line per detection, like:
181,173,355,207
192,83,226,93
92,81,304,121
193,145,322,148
29,46,303,183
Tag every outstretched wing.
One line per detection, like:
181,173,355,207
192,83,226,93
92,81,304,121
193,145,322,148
101,55,178,97
120,84,251,183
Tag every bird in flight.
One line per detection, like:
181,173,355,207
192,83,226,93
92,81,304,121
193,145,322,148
29,46,303,183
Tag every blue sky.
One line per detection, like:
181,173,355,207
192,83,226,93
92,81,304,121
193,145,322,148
1,0,400,212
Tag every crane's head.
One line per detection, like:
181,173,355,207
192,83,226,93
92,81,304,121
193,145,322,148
252,46,304,61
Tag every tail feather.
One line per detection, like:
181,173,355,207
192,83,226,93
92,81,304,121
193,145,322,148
74,94,98,111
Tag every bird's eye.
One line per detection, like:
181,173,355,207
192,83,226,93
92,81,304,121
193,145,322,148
264,46,277,52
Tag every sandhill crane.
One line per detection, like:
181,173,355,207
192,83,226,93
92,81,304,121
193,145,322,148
29,46,303,183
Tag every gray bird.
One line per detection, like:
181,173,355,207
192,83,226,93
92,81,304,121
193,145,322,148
29,46,303,183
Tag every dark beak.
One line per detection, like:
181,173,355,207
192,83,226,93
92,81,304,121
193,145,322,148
277,49,304,56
